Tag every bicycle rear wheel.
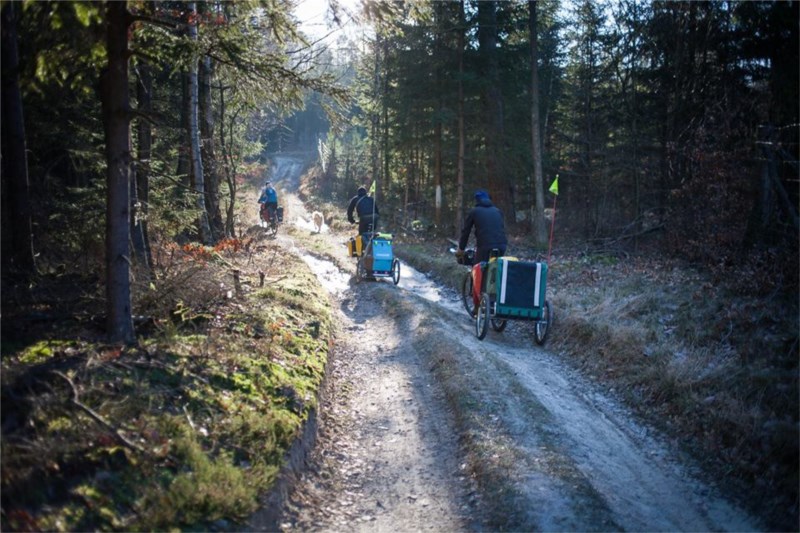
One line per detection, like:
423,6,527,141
476,293,490,340
462,274,476,317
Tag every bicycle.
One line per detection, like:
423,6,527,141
260,204,283,237
453,246,551,345
455,248,508,333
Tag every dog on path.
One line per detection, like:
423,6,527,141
312,211,324,233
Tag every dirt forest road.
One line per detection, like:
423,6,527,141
265,155,761,532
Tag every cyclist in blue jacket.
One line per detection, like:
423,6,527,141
258,181,278,223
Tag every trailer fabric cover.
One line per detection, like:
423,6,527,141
499,260,544,309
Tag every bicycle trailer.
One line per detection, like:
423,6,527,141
473,256,552,344
486,258,548,319
350,232,401,285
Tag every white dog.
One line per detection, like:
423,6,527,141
312,211,324,233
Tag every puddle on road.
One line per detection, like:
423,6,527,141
397,262,464,315
294,214,329,234
299,253,352,296
283,204,462,314
298,246,464,316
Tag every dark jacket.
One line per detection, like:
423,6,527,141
347,192,379,223
459,197,507,253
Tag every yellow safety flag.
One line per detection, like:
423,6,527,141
549,175,559,195
369,180,376,195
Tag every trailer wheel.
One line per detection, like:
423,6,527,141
534,301,551,345
391,259,400,285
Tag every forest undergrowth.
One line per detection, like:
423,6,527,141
394,235,799,532
1,229,333,531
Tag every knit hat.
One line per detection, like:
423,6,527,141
474,189,489,201
357,186,367,196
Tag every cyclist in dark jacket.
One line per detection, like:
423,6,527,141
347,186,380,234
457,189,507,263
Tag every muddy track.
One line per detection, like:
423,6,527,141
265,155,761,532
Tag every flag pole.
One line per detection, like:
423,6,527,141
546,175,559,264
370,179,376,235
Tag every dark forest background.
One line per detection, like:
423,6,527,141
1,2,798,530
1,0,798,340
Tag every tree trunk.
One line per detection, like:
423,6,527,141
478,0,508,219
404,156,411,228
177,73,191,187
199,54,224,240
380,37,390,203
100,1,135,344
218,85,239,238
455,0,466,241
1,2,36,273
371,36,381,193
186,1,212,244
132,60,153,270
433,2,444,228
529,0,548,247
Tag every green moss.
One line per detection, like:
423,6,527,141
46,416,74,433
16,340,77,364
138,432,264,529
2,242,334,532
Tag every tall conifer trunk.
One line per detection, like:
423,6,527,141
1,2,35,273
133,60,153,270
186,1,212,244
100,1,135,343
478,0,509,220
455,0,466,241
199,55,223,240
529,0,547,247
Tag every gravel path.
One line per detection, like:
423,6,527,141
267,154,761,532
277,292,482,531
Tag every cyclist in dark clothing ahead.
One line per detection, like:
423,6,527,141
347,186,380,234
457,189,507,264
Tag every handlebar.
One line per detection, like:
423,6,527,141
449,247,476,266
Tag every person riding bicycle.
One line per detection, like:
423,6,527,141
347,186,380,235
457,189,507,312
258,181,278,223
457,189,507,263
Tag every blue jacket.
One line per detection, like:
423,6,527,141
259,186,278,204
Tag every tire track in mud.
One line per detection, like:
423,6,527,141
400,283,760,532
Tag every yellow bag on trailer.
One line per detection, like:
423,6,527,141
347,235,368,257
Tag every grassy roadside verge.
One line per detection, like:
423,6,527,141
1,239,333,531
394,238,799,531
